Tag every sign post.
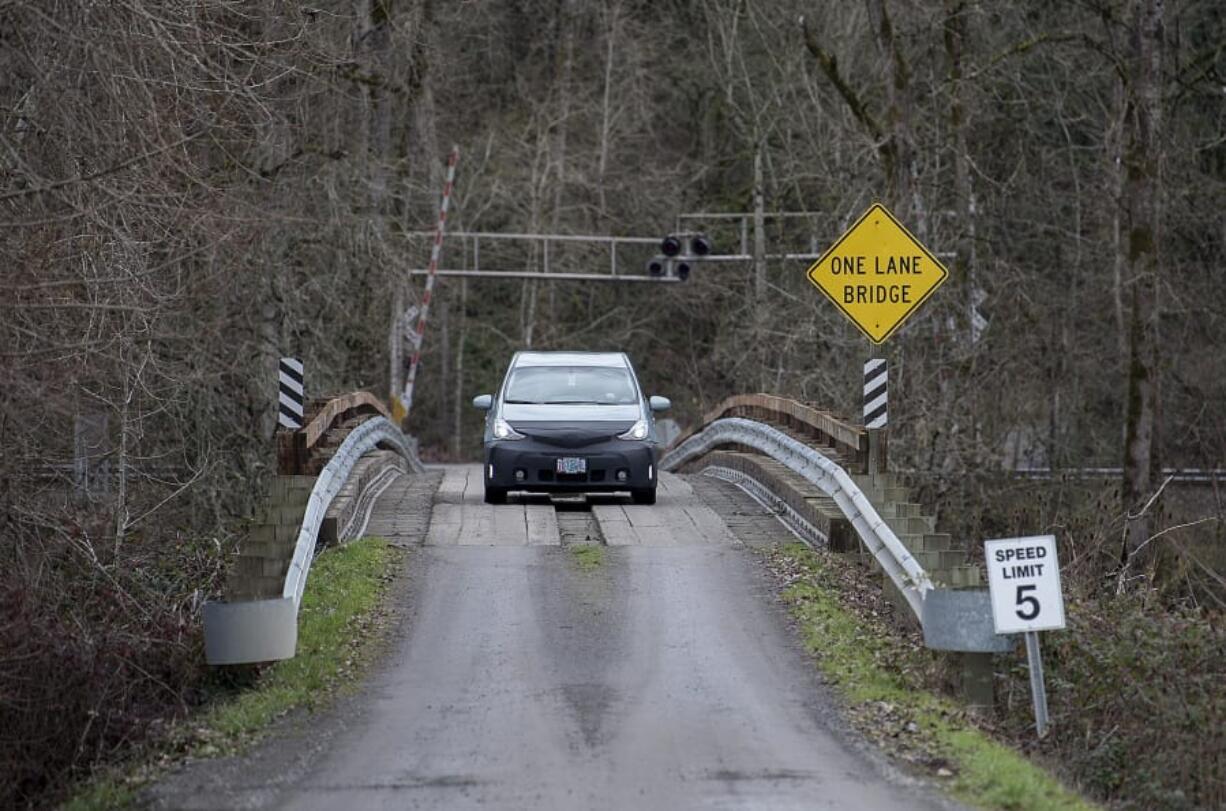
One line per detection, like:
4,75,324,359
278,357,304,431
863,358,888,474
984,534,1066,737
1023,630,1049,736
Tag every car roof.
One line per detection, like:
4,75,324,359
513,351,629,368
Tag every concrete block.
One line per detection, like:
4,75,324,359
956,565,982,588
247,523,299,545
882,486,911,503
853,472,899,490
956,652,995,711
248,524,278,544
233,556,289,578
226,574,285,601
267,504,307,526
269,475,316,501
886,515,937,535
238,540,290,559
880,501,924,518
938,549,969,570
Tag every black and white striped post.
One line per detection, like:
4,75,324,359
864,358,888,474
278,357,305,431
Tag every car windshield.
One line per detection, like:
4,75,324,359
504,365,638,405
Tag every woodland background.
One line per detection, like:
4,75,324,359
1,1,1224,808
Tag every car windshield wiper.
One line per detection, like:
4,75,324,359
542,400,603,405
503,399,544,404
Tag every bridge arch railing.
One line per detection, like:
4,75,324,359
204,392,422,665
669,394,872,472
663,416,931,617
662,396,1011,661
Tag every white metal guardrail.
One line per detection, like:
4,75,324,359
661,417,933,619
282,417,420,606
204,416,419,664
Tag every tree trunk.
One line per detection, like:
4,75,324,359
752,145,767,303
1121,0,1164,563
867,0,920,229
365,0,394,210
1109,79,1130,358
945,0,977,337
113,338,132,556
596,1,620,224
752,144,768,390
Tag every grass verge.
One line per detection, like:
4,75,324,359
63,537,398,811
768,543,1097,811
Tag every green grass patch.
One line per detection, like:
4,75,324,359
773,543,1096,811
61,781,136,811
203,537,392,741
570,544,604,571
63,537,397,811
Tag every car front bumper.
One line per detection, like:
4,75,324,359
484,438,657,492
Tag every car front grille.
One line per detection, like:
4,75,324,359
536,468,606,484
521,433,615,448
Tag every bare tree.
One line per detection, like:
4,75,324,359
1120,0,1166,564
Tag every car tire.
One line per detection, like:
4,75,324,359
484,486,508,505
630,487,656,505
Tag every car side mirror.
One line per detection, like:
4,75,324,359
472,394,493,411
649,396,671,413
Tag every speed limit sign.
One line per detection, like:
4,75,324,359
984,535,1066,634
985,535,1065,737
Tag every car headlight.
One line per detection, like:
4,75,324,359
618,419,650,441
492,417,525,440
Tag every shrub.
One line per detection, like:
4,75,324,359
999,595,1226,810
0,522,227,809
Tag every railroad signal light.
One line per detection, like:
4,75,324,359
655,232,713,281
646,255,693,281
660,233,714,259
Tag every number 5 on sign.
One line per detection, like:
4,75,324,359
984,535,1066,634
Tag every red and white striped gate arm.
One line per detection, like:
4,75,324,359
400,145,459,428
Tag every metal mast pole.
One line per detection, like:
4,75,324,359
399,145,459,430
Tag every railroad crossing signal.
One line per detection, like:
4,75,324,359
647,232,713,281
806,203,948,344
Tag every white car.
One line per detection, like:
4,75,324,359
472,351,671,505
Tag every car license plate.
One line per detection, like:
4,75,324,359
556,457,586,474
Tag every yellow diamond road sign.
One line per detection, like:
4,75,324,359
806,203,948,344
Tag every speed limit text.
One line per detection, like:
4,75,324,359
994,544,1048,579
